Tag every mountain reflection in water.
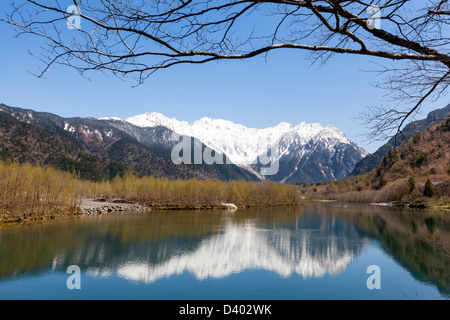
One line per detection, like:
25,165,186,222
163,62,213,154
114,220,368,283
0,204,448,298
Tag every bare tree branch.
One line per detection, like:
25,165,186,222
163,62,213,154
1,0,450,141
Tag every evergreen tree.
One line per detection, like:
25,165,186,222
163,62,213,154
423,179,434,198
408,177,416,193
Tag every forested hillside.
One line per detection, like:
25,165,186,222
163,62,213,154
301,118,450,208
0,111,126,181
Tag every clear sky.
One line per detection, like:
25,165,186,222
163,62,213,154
0,2,448,153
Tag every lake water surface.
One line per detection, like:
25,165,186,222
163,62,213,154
0,203,448,300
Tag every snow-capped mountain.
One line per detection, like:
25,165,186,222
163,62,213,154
0,103,258,181
121,112,368,183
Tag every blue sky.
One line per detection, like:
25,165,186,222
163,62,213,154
0,2,448,153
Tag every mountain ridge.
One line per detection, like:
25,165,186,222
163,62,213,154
124,112,367,163
300,117,450,208
0,103,258,181
118,111,368,183
1,103,368,183
349,104,450,177
0,110,127,181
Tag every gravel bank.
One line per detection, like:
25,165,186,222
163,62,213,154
79,199,148,215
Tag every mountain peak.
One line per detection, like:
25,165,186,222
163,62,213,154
126,112,175,129
274,121,293,130
325,124,340,131
0,103,368,184
144,111,165,118
196,116,213,122
121,111,366,171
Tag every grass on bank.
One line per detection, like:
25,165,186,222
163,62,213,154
0,161,301,222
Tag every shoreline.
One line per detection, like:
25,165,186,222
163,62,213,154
79,198,291,214
0,200,299,225
1,198,447,226
302,197,450,211
80,199,149,215
0,199,297,225
79,199,239,214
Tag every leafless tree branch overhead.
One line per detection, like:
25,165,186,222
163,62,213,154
2,0,450,140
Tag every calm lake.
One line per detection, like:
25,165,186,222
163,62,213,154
0,202,448,300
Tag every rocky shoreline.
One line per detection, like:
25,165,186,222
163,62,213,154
79,199,239,215
80,199,148,215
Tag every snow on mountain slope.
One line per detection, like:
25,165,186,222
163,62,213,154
124,112,368,169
